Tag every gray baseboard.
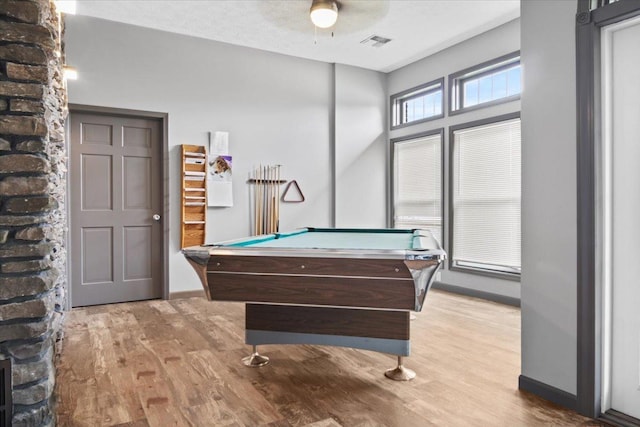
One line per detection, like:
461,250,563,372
169,290,206,300
600,410,640,427
518,375,577,411
432,282,520,307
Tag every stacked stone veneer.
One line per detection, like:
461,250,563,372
0,1,68,426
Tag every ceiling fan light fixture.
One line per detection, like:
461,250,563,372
310,0,338,29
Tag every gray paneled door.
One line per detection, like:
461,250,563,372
70,112,163,307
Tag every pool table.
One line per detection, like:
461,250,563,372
182,227,446,380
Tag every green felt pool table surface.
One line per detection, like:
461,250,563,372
226,228,417,250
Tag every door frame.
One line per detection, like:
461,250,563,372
575,0,640,422
66,104,170,308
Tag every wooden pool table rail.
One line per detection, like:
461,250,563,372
184,251,444,312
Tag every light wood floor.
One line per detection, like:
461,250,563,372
55,290,601,426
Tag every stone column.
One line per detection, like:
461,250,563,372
0,1,68,426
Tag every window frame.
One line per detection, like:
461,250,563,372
448,51,521,116
390,78,445,130
390,128,445,247
448,112,521,281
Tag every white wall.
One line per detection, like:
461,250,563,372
334,64,388,228
65,16,388,294
521,0,577,395
388,19,521,300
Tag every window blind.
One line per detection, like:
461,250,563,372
452,118,521,273
393,134,442,243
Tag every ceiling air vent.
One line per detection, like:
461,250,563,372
360,35,392,48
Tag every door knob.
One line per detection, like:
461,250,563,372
153,214,161,221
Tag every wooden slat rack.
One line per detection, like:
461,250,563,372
181,144,207,248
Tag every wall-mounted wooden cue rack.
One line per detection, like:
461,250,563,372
249,165,284,235
181,144,207,248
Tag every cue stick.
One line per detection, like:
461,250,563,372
258,165,263,235
273,166,278,232
268,165,272,234
267,166,273,233
272,166,276,233
263,165,267,234
259,165,262,235
271,166,278,233
273,166,277,232
269,165,273,233
264,165,269,234
260,166,266,234
262,165,265,234
276,165,280,231
256,165,262,235
253,166,256,235
254,166,258,235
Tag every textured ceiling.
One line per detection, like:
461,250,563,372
74,0,520,73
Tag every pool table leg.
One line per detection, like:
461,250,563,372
241,345,269,367
384,356,416,381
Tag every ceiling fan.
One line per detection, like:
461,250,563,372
309,0,339,29
257,1,389,36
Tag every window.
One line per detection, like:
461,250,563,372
450,115,521,276
391,79,444,128
449,52,521,114
393,131,442,243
